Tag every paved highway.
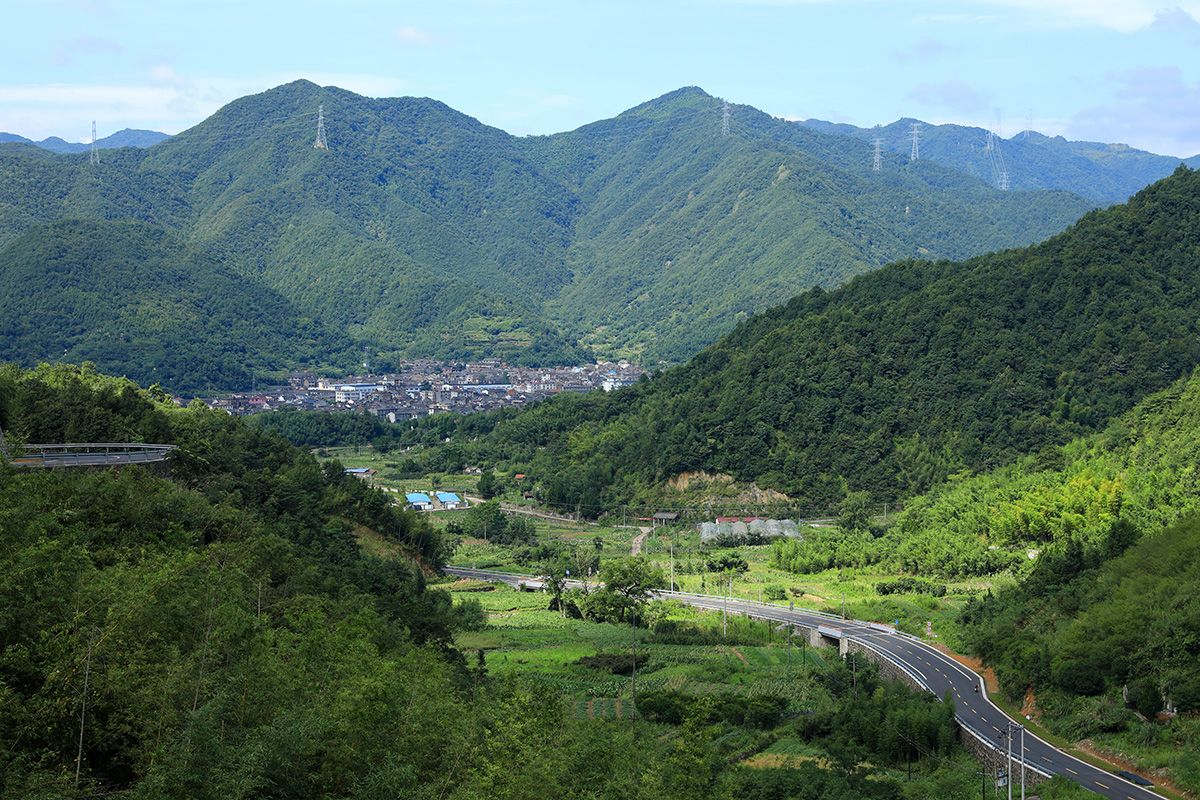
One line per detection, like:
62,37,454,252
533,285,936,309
446,566,1163,800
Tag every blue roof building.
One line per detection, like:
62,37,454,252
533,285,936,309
406,492,432,508
435,492,461,503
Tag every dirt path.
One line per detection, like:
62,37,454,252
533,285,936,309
630,527,651,556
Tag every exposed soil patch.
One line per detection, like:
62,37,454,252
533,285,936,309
729,647,749,667
1020,686,1041,722
631,529,650,555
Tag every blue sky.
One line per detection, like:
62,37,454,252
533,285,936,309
4,0,1199,156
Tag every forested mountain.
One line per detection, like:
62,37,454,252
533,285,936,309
0,128,169,153
409,166,1200,512
0,220,354,391
0,80,1094,386
530,87,1092,360
893,365,1200,577
801,117,1200,204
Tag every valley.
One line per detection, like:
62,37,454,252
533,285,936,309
4,44,1200,800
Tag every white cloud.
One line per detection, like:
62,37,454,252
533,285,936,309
890,37,950,62
51,35,123,66
725,0,1200,30
1068,66,1200,155
394,25,436,45
0,71,412,140
907,80,990,114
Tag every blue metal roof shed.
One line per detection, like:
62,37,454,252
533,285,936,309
406,492,432,505
435,492,461,503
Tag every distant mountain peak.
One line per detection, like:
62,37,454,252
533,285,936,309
0,128,169,154
622,86,718,116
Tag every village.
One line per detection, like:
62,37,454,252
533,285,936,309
204,358,645,418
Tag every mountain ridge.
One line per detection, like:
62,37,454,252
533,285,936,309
0,127,170,153
799,116,1200,204
0,79,1130,386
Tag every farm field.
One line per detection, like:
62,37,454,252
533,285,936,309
441,579,1093,799
448,515,996,645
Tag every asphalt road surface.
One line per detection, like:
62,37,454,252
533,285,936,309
446,566,1164,800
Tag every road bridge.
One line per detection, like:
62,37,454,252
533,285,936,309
446,566,1163,800
6,442,176,468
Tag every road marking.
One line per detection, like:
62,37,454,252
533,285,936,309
1041,756,1052,763
1066,768,1078,775
1095,781,1109,789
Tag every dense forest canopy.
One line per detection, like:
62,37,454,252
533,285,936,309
401,166,1200,512
0,220,355,392
0,80,1094,389
1,362,1005,800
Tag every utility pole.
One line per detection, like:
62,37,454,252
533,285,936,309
1006,723,1013,800
75,635,94,787
722,575,729,638
669,537,675,591
1020,725,1025,800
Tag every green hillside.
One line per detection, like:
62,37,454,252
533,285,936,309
530,87,1093,361
958,515,1200,793
0,220,359,392
803,117,1200,204
893,366,1200,576
409,166,1200,512
0,81,1094,386
0,362,1019,800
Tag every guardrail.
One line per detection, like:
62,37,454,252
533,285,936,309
7,443,176,468
849,637,1052,779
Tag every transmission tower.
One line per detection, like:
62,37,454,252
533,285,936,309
1024,110,1032,140
872,137,882,171
313,104,328,150
89,120,99,165
722,101,731,137
985,113,1010,191
909,122,920,161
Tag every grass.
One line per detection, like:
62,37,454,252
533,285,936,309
315,445,478,496
450,518,989,642
447,582,832,713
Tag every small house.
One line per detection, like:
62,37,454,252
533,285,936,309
436,491,463,510
406,492,433,511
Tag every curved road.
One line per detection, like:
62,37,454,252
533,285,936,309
446,566,1162,800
